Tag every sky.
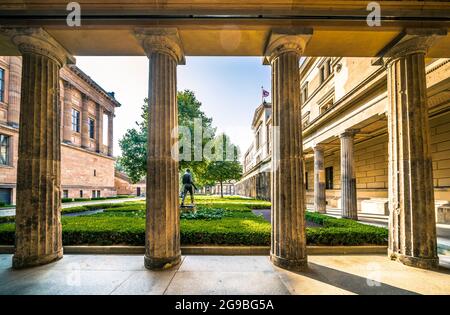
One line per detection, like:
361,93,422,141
76,56,272,159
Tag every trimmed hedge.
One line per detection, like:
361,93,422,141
0,197,388,246
62,195,137,203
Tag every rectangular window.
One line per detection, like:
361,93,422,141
320,66,325,84
0,68,4,103
79,190,83,198
0,134,10,166
301,83,308,103
72,109,80,132
97,190,101,198
325,167,334,190
63,190,69,198
92,190,96,198
305,172,309,190
89,118,95,139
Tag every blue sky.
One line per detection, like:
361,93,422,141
76,56,272,158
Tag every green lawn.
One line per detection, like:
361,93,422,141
0,196,387,246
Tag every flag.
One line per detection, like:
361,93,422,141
262,88,270,98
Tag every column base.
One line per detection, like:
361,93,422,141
270,253,307,272
389,250,439,270
12,248,63,269
144,253,181,270
342,214,358,220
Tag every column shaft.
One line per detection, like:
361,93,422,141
270,51,307,271
7,56,21,127
145,52,181,270
108,112,114,156
81,96,90,149
387,52,438,269
96,104,103,153
62,83,73,143
13,51,63,268
314,146,326,213
340,131,358,220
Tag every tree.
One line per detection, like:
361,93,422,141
205,133,243,198
118,90,216,184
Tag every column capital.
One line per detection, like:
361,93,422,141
382,28,447,66
339,129,359,139
81,93,94,103
313,144,325,151
263,28,313,65
0,27,74,66
135,28,185,65
62,80,74,90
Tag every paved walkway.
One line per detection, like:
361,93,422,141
0,197,144,217
0,254,449,295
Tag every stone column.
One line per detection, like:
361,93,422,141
81,95,90,149
7,56,21,128
108,112,114,157
3,28,71,269
384,30,445,269
96,104,103,154
62,81,73,143
265,30,312,271
314,145,326,213
340,130,358,220
135,28,185,270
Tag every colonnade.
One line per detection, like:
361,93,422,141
2,26,442,270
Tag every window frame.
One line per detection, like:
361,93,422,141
0,68,5,103
325,166,334,190
88,117,95,139
0,134,10,166
71,108,80,133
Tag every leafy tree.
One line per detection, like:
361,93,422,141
205,133,243,198
119,90,216,184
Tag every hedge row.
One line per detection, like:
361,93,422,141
62,195,136,203
0,220,387,247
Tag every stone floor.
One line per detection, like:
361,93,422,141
0,254,449,295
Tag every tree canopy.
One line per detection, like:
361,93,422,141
118,90,242,189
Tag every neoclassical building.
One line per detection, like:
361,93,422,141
235,102,272,200
0,56,120,204
238,57,450,224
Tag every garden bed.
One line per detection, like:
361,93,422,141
0,196,388,246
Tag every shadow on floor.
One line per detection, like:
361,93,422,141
295,262,420,295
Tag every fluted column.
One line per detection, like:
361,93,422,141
384,30,445,269
136,28,185,270
62,81,73,143
7,56,21,128
340,130,358,220
3,28,71,269
108,112,114,156
81,95,90,149
96,104,103,153
314,145,326,213
265,30,312,271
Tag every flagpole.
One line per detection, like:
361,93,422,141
261,86,264,104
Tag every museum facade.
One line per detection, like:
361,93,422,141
237,56,450,224
0,56,120,205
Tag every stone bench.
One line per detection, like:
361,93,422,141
361,198,389,216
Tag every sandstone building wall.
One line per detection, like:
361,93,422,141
0,56,120,204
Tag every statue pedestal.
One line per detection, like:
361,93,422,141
180,204,197,213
